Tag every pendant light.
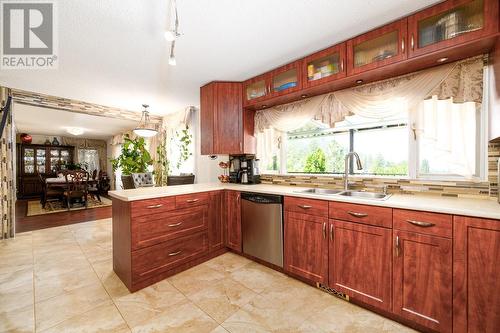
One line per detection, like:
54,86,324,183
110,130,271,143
133,104,158,138
165,0,180,66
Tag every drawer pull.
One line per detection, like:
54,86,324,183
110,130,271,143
406,220,435,227
168,250,182,256
168,222,183,227
186,199,199,203
298,204,312,209
348,211,368,218
147,204,163,209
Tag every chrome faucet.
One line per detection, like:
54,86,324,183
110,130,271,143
344,152,363,191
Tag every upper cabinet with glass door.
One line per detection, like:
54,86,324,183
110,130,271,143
408,0,498,58
347,19,408,76
269,61,302,97
303,43,346,88
243,73,269,106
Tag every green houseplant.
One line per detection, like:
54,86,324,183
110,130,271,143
111,135,153,189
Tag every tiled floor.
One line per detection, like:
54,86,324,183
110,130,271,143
0,218,416,333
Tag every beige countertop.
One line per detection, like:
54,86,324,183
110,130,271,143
108,183,500,220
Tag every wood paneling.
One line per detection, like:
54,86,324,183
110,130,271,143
226,190,242,252
393,209,452,238
131,206,208,250
208,191,225,252
130,197,175,218
329,202,392,228
175,192,209,209
284,196,329,217
408,0,499,58
453,216,500,333
393,230,452,333
329,220,392,312
284,211,328,283
347,19,408,76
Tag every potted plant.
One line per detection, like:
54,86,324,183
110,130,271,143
111,135,153,189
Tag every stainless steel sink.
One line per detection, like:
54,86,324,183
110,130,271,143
338,191,391,200
294,188,343,195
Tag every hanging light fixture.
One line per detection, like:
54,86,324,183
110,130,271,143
133,104,158,138
165,0,180,66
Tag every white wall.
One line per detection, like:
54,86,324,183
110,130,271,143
192,108,228,183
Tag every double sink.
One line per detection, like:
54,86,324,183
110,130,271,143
294,188,391,200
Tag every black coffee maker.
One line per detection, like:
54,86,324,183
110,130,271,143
229,156,261,184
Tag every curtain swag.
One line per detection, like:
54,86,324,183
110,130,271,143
254,55,484,134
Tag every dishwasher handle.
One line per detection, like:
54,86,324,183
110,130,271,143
241,192,283,204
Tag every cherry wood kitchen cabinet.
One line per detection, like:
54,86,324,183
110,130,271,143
208,191,225,252
408,0,499,58
328,220,392,312
393,230,453,333
225,190,242,252
243,73,270,106
347,19,408,76
453,216,500,333
303,43,347,88
200,82,255,155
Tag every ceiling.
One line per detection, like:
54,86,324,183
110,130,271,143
0,0,441,116
13,103,137,140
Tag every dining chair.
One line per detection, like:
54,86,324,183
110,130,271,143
131,172,155,188
38,172,63,209
88,169,101,202
63,170,89,210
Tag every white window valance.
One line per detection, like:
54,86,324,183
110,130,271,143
255,55,484,134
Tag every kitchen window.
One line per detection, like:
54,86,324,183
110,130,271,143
259,98,486,181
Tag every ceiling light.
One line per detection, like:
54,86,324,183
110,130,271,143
437,57,449,63
66,127,85,136
133,104,158,138
356,79,364,84
168,41,176,66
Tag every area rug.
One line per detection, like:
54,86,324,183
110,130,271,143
27,197,112,216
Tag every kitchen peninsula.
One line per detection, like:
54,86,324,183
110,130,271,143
109,182,500,333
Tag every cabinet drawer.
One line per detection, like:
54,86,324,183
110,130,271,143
393,209,452,238
132,206,208,250
329,202,392,228
285,197,329,217
175,192,209,209
132,232,208,281
131,197,176,218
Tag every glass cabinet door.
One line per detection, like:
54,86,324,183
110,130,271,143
347,19,407,76
304,43,346,88
24,148,35,174
50,149,61,173
272,68,298,93
245,79,267,102
36,149,46,174
408,0,496,58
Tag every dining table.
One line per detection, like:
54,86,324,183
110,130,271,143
45,176,98,188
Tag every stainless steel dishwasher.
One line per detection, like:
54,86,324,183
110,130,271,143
241,192,283,267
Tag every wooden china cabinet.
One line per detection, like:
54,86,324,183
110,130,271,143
17,144,74,198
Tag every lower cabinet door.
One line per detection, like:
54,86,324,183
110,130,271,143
453,216,500,333
226,191,242,252
132,232,208,282
329,220,392,311
208,191,224,252
393,230,452,333
284,211,328,283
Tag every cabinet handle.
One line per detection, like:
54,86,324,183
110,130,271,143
406,219,435,227
330,224,334,241
401,37,405,53
147,204,163,209
347,211,368,218
168,222,183,227
341,59,344,72
168,250,182,256
297,204,312,209
395,236,400,257
322,222,326,239
186,199,199,203
239,142,242,151
410,34,414,51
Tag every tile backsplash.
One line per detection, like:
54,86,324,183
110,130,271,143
260,141,500,199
